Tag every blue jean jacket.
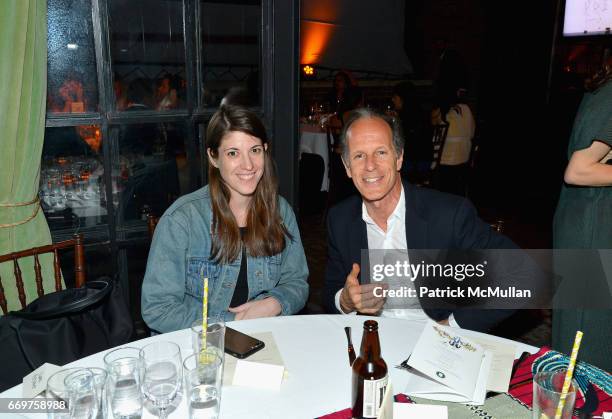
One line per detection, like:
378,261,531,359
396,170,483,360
141,186,309,333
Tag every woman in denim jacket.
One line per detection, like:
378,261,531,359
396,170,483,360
142,106,309,333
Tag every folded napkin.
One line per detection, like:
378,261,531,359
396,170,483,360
508,346,612,417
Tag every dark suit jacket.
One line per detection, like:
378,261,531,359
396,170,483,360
323,180,519,332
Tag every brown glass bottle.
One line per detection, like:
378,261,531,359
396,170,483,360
351,320,388,419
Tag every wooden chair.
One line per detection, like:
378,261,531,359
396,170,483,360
422,123,449,187
430,123,449,172
0,233,86,314
147,214,160,240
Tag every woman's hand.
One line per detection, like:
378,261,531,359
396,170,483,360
228,297,282,320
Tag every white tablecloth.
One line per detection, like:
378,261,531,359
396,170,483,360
0,315,537,419
299,128,329,191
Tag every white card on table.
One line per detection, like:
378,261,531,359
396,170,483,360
392,403,448,419
233,359,284,390
22,363,61,398
470,336,516,393
224,332,286,384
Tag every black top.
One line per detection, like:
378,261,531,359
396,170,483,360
230,228,249,307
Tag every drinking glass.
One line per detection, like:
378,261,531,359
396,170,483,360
64,369,99,419
104,347,141,370
183,352,223,419
140,341,182,419
106,357,143,419
46,367,82,419
532,370,577,419
191,317,225,361
88,367,107,419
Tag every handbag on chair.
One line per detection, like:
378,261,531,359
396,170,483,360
0,278,133,391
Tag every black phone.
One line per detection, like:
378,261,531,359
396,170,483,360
224,327,265,359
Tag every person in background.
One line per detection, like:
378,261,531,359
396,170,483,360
553,52,612,370
155,74,179,111
431,84,475,196
390,81,432,183
142,105,309,333
120,78,158,155
113,74,128,111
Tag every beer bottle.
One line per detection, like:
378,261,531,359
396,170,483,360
351,320,388,418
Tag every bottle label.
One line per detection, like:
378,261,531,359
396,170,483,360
361,375,388,418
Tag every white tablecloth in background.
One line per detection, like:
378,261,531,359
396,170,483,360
299,127,329,191
0,315,537,419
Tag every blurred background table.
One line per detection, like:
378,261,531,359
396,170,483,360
300,124,330,192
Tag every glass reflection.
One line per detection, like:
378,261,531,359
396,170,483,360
47,0,98,114
41,127,105,229
200,0,261,107
109,0,186,111
114,122,187,223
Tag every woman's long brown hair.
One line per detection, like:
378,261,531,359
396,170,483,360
206,105,290,264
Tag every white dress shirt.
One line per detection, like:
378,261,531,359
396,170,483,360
334,185,459,327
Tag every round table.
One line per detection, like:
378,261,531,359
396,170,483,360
0,315,537,418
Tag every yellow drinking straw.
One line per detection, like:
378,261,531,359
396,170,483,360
554,330,583,419
199,269,209,365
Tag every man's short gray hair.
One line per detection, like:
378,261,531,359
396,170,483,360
339,108,404,164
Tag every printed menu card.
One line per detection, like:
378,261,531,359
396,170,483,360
405,321,491,405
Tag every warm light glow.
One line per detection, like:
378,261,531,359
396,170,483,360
300,1,340,65
303,65,315,76
300,21,334,65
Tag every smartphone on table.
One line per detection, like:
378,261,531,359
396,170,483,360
224,327,265,359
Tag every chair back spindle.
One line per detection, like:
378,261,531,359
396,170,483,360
13,259,26,309
147,214,160,240
33,252,44,297
53,249,62,292
0,279,7,314
431,124,449,171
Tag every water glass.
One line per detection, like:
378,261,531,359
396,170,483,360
191,317,225,361
183,353,223,419
532,370,577,419
104,347,142,370
106,357,143,419
87,368,107,419
64,369,99,419
140,341,182,419
47,367,82,418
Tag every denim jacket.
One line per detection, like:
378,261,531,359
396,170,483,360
141,186,309,333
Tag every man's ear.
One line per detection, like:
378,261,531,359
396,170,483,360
396,150,404,171
264,143,268,151
342,155,352,179
207,148,218,168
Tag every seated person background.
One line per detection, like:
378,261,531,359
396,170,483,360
141,105,309,333
323,108,529,332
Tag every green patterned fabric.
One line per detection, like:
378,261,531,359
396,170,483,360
410,393,531,418
0,0,60,313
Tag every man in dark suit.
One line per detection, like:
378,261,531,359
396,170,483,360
323,108,529,332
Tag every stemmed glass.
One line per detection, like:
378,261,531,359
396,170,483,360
139,341,182,419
